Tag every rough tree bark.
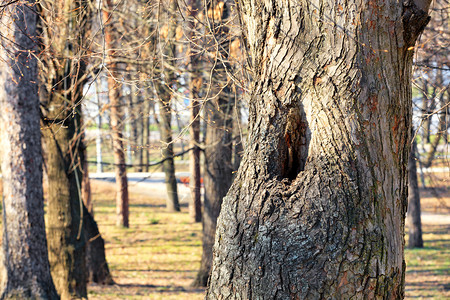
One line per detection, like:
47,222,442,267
0,1,58,298
155,0,180,212
193,0,234,287
207,0,431,298
104,0,130,227
407,134,423,248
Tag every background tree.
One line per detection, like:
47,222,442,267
154,0,181,212
193,0,235,287
186,0,203,223
207,0,431,298
0,1,58,298
407,133,424,248
103,0,130,227
408,0,449,248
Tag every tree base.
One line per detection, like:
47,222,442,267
191,270,209,288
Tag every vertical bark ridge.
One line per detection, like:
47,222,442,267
207,0,431,298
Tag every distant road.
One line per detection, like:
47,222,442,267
90,172,195,202
420,167,450,173
90,172,191,184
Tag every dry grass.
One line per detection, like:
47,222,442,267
405,224,450,299
87,180,204,299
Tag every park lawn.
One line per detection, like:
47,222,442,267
405,224,450,299
87,180,204,300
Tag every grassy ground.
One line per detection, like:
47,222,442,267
86,181,204,300
405,224,450,299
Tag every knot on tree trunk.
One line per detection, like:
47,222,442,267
402,0,431,47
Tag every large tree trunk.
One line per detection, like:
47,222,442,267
407,134,423,248
194,0,234,287
0,1,58,298
155,0,180,212
207,0,431,298
104,0,130,227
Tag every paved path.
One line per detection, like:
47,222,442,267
90,172,196,203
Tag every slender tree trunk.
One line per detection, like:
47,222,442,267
158,99,181,211
137,93,145,171
81,139,93,213
187,0,202,223
194,0,234,287
104,0,129,227
130,80,143,172
189,97,202,222
96,80,104,173
0,1,58,298
143,98,151,172
207,1,431,298
189,85,202,222
421,80,431,143
155,0,180,212
407,135,423,248
423,71,447,168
